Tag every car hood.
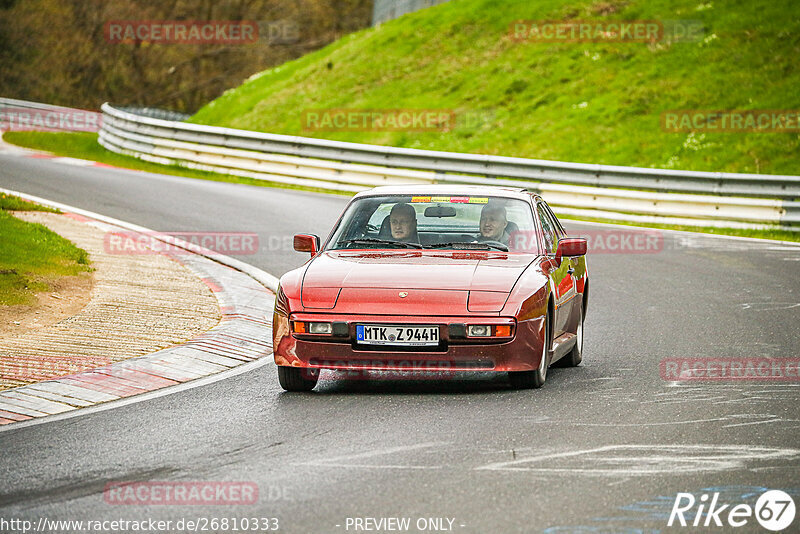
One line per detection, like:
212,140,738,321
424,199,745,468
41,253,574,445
302,250,534,293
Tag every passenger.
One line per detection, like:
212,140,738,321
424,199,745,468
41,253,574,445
389,202,419,243
477,202,510,245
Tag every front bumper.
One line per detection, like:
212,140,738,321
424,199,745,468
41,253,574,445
273,312,545,372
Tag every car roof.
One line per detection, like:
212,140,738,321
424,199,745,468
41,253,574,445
354,184,537,202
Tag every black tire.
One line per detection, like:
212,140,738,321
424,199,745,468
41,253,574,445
278,366,318,392
509,311,550,389
556,302,584,368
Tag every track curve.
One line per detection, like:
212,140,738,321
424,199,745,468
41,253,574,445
1,151,799,533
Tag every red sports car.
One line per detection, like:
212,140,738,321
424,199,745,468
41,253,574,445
273,186,588,391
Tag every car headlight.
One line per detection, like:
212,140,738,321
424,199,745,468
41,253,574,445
467,325,492,337
466,324,513,338
292,321,348,336
308,322,333,334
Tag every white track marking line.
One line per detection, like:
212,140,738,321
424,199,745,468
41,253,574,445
50,157,95,166
723,418,797,428
294,442,448,470
565,417,728,427
475,444,800,475
300,463,442,470
0,356,274,434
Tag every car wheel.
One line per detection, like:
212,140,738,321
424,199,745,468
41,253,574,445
278,366,318,392
509,312,550,389
556,303,584,368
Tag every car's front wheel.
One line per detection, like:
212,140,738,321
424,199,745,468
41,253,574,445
278,366,319,391
509,312,550,389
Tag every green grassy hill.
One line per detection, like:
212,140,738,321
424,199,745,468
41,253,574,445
190,0,800,176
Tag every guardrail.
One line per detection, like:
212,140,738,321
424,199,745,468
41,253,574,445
0,97,102,133
3,97,796,230
98,103,799,230
372,0,452,25
0,97,83,113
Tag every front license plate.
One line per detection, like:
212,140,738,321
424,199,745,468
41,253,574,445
356,324,439,346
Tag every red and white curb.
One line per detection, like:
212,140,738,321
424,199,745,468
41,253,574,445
0,188,278,427
0,138,133,172
24,152,116,168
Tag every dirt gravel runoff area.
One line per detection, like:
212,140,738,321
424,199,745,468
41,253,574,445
0,211,221,390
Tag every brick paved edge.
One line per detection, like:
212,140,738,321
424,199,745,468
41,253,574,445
0,189,276,425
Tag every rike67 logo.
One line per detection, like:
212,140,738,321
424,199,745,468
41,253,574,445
669,490,795,531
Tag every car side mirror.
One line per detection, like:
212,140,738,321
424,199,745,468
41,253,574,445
294,234,320,256
556,237,587,259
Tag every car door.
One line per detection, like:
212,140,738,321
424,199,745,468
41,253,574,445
543,203,579,332
536,202,573,337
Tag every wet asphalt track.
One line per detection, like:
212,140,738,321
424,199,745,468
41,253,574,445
1,153,799,533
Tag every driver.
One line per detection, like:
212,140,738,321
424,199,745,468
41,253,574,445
389,202,419,243
477,202,510,245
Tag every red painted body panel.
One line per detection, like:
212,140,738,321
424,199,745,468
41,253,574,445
302,250,533,292
273,186,588,378
335,288,469,315
274,252,554,373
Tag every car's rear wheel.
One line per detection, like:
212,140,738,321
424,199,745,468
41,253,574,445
556,302,584,368
509,312,550,389
278,366,318,392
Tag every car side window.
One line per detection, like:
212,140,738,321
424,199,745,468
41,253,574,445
543,203,566,238
542,202,567,239
537,204,556,254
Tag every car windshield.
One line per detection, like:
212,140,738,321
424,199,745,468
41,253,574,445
326,194,539,252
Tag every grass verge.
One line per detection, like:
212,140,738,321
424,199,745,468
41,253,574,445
3,131,797,242
190,0,800,176
0,191,60,212
0,194,92,306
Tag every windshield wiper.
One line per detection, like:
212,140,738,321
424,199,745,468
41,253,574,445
337,238,423,249
427,241,509,252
